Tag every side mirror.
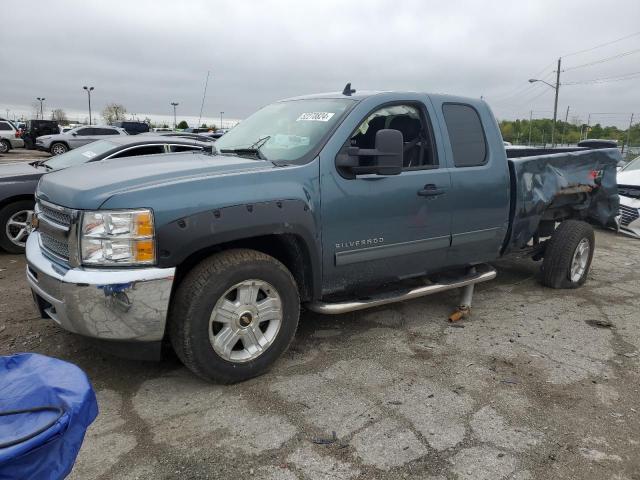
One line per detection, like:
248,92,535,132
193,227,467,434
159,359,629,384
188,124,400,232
71,132,77,136
372,129,403,175
336,129,403,177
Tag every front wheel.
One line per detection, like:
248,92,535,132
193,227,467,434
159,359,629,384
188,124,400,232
0,200,35,253
50,142,68,155
169,249,300,383
541,220,595,289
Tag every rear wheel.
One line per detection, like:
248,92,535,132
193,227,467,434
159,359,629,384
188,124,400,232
50,142,68,155
0,200,34,253
0,140,10,154
541,220,595,289
169,249,300,383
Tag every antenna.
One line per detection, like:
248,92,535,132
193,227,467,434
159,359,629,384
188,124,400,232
342,82,356,96
198,70,210,127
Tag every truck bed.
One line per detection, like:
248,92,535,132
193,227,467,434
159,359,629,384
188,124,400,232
503,148,620,254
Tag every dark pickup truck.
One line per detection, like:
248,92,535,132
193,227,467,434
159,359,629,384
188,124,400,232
26,88,620,383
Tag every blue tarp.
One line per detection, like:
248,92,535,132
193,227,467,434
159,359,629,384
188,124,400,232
0,354,98,480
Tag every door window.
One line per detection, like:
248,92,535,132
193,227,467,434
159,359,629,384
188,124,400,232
350,104,437,169
109,145,165,159
442,103,487,167
169,145,203,152
95,128,119,135
76,128,93,136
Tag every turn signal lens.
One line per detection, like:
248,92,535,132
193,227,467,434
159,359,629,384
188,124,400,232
134,239,155,263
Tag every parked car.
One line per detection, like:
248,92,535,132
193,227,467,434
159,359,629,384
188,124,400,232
35,125,127,155
578,139,618,149
153,127,173,132
20,120,60,149
0,120,24,153
617,155,640,238
26,89,619,383
0,135,210,252
111,121,150,135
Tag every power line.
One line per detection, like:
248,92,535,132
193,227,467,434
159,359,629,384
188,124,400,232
563,48,640,71
562,30,640,58
564,70,640,85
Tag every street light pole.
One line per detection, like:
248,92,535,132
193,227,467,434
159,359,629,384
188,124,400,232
528,110,533,146
528,56,561,147
36,97,45,119
83,86,94,124
220,111,224,129
170,102,179,129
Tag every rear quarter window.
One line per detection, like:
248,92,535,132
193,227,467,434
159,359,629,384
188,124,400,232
442,103,487,167
0,122,13,131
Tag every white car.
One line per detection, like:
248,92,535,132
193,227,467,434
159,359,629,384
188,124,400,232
617,155,640,238
0,120,25,153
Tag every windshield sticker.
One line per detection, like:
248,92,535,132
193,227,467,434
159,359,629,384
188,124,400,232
272,134,310,149
296,112,335,122
82,151,97,158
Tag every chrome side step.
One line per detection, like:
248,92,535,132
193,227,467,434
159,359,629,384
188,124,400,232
305,264,496,315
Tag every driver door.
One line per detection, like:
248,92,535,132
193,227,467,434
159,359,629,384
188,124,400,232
69,127,95,148
319,99,452,294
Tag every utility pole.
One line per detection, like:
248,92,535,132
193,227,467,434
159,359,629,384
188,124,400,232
36,97,45,119
170,102,179,129
220,111,224,129
551,57,561,147
83,86,94,124
585,113,591,140
622,113,634,155
528,110,533,146
561,105,570,146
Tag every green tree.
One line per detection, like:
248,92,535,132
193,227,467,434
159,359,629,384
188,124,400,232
177,120,189,129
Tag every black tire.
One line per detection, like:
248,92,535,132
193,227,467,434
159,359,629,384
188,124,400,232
541,220,595,289
50,142,68,155
0,140,10,154
169,249,300,383
0,200,35,253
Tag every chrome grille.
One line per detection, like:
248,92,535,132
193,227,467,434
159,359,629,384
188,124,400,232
39,203,71,227
40,232,70,259
620,204,639,227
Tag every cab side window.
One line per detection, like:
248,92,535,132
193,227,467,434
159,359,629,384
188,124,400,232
442,103,487,167
350,104,437,169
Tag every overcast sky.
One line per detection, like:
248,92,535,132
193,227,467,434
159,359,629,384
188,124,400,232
1,0,639,127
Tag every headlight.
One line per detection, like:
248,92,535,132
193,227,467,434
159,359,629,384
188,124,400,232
80,209,155,266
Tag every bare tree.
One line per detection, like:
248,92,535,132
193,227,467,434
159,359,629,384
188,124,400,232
102,103,128,124
50,109,68,124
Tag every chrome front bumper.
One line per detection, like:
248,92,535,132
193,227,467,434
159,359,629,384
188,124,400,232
26,232,175,342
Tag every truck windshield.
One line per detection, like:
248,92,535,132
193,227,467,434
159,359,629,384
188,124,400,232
215,98,354,163
43,140,118,170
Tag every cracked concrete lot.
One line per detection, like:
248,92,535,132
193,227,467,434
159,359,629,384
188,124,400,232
1,230,639,479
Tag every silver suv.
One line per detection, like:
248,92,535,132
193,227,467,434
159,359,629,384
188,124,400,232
36,125,127,155
0,120,25,153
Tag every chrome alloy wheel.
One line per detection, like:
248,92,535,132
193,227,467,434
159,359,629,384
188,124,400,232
569,238,590,282
51,143,67,155
209,279,283,363
5,209,32,248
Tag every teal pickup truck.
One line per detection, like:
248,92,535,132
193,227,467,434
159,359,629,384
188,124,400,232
26,86,620,383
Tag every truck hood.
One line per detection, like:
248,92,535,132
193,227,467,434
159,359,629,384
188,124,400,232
617,168,640,187
0,162,42,180
36,152,275,209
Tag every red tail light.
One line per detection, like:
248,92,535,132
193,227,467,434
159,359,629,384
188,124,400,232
15,130,21,138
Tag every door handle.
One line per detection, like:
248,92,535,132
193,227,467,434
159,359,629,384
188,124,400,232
417,184,445,197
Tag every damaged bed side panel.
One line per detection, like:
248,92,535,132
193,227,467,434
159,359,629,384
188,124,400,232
504,148,620,253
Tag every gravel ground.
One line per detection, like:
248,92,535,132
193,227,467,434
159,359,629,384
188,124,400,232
0,230,638,479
